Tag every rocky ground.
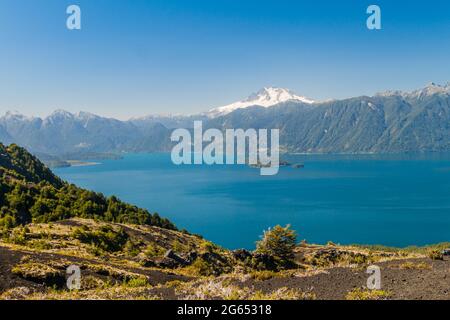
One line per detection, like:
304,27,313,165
0,218,449,300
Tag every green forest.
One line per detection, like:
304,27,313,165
0,143,176,230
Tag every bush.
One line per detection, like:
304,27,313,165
124,276,149,288
124,240,141,257
144,244,165,258
200,240,218,253
346,288,391,300
255,225,297,268
171,239,189,253
428,249,444,260
5,226,29,245
72,225,129,253
186,258,216,276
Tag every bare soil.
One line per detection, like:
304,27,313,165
237,257,450,300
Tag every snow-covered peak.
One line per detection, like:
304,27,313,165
48,109,74,119
76,111,98,119
376,83,450,99
76,111,101,120
409,82,450,98
42,110,75,126
208,87,315,117
2,110,33,121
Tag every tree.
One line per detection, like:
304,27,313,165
256,224,297,265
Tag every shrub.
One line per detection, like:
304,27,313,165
72,225,129,253
124,276,149,288
28,239,53,250
124,240,141,257
172,239,189,253
428,249,444,260
200,240,218,253
186,258,216,276
346,288,391,300
144,244,165,258
255,225,297,268
5,226,29,245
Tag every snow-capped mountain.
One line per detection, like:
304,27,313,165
207,87,315,117
2,110,35,122
408,82,450,99
377,82,450,99
2,82,450,156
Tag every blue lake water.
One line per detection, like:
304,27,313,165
54,153,450,250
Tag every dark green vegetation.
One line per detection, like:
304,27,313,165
72,225,129,253
0,143,175,230
255,225,297,269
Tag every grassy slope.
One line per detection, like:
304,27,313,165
2,217,448,300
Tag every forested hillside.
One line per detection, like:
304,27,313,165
0,143,175,230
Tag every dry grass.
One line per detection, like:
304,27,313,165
249,270,281,281
10,286,162,300
11,263,62,281
172,277,315,300
345,288,391,300
394,261,432,270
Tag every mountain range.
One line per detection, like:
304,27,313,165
1,83,450,160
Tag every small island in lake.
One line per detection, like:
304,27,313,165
249,160,304,169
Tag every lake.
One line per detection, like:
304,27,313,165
54,153,450,250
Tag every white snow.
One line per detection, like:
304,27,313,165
376,83,450,99
207,87,315,117
2,110,35,122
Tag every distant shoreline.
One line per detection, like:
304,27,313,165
66,160,101,167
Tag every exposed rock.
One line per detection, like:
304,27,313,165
155,257,181,269
164,250,189,266
152,250,191,269
200,251,228,264
138,257,156,268
182,251,198,264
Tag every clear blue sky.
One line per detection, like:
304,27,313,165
0,0,449,119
